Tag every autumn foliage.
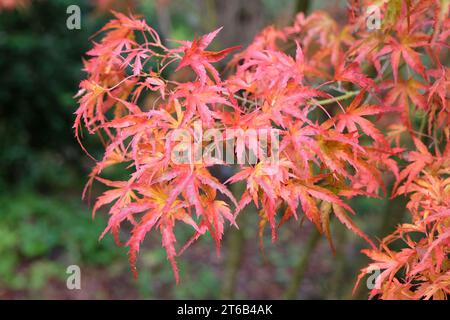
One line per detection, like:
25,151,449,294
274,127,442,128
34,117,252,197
74,0,449,299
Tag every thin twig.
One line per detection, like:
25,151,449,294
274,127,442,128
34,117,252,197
313,90,360,106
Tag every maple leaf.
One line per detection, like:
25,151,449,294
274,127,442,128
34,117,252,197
93,177,136,219
227,159,293,240
181,195,236,257
354,246,414,299
119,184,202,282
173,27,241,84
376,32,428,82
173,82,231,127
334,61,375,89
393,137,434,194
382,78,428,125
335,90,394,146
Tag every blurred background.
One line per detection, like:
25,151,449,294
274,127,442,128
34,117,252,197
0,0,401,299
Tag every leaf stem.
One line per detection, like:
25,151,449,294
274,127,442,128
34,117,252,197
314,90,360,106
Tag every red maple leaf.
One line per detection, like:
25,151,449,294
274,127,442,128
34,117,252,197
173,27,241,84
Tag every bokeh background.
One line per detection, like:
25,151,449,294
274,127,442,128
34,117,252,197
0,0,404,299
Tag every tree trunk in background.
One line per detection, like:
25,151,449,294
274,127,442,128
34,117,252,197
220,217,246,299
220,181,248,299
199,0,265,48
155,0,172,41
326,222,348,299
378,196,408,236
283,229,321,299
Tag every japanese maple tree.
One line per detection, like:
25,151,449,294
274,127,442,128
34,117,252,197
74,0,449,299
